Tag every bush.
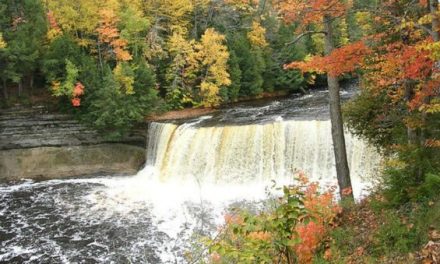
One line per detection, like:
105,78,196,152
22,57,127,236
204,174,341,264
312,194,440,263
344,88,440,206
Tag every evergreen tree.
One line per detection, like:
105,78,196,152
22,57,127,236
0,0,46,98
42,35,83,82
270,23,307,92
84,62,160,137
228,33,265,97
223,50,242,101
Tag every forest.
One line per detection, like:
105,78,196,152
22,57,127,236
1,0,440,263
0,0,315,135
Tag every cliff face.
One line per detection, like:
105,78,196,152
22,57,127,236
0,107,146,182
0,144,145,181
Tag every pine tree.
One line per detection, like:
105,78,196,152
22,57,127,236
228,33,265,97
224,50,242,101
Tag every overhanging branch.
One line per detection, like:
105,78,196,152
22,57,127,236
285,31,327,46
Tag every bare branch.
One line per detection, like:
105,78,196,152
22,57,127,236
285,31,327,46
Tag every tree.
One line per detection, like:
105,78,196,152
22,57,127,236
113,62,135,95
337,0,440,203
267,22,307,93
42,35,83,82
164,28,231,108
51,60,79,102
279,0,354,199
165,32,198,108
97,9,132,62
84,62,160,136
190,0,210,38
247,21,268,49
119,7,150,59
0,0,47,98
228,33,265,96
196,28,231,106
45,0,104,47
144,0,193,35
223,50,242,101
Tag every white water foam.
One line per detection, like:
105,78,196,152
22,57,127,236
0,118,380,263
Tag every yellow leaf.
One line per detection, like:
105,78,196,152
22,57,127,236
0,33,6,49
247,21,268,48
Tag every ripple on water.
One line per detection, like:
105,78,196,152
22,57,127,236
0,178,168,263
0,175,270,264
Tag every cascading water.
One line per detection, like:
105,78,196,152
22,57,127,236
145,119,379,198
0,88,381,263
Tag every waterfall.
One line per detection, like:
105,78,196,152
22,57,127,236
145,119,380,198
0,117,381,264
0,85,382,264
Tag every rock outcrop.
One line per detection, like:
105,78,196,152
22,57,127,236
0,106,145,149
0,144,145,181
0,106,146,182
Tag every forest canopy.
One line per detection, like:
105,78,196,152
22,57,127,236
1,0,440,154
0,0,321,134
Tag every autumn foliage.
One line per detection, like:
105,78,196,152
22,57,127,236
97,9,132,61
46,10,61,39
285,41,371,77
207,173,341,264
281,0,440,154
277,0,346,26
71,82,84,107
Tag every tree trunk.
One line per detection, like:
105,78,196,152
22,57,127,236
404,82,418,144
2,79,7,100
193,0,198,39
18,79,23,97
323,15,353,200
30,74,34,104
430,0,440,42
97,40,104,75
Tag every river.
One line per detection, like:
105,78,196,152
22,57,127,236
0,86,380,263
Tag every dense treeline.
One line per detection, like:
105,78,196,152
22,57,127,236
202,0,440,262
1,0,439,199
0,0,326,135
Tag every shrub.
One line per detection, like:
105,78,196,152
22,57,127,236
205,174,341,264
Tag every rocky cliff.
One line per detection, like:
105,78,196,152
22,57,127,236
0,106,146,182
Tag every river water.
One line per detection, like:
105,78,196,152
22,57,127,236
0,87,381,263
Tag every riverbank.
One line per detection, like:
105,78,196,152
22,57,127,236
0,89,293,182
146,107,218,121
146,90,291,121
